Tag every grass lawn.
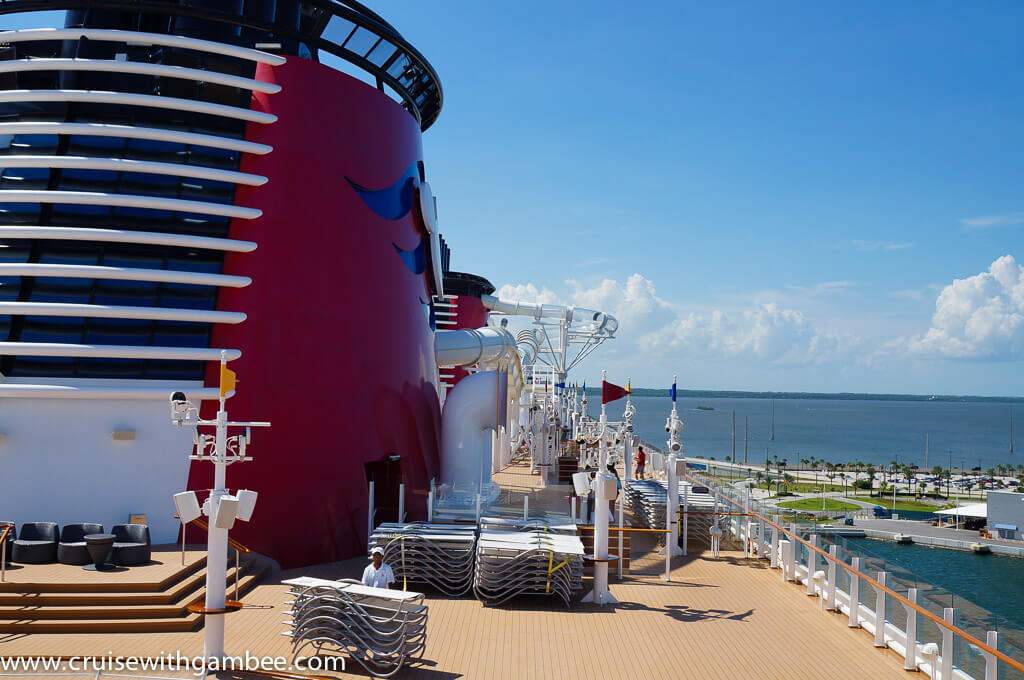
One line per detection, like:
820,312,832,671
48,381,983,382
850,496,940,512
780,514,838,524
777,498,860,512
756,482,846,494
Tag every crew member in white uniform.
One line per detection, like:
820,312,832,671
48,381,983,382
362,546,395,589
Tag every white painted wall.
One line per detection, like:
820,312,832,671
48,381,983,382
0,379,200,545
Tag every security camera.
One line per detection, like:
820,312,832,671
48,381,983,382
670,441,682,453
170,391,187,404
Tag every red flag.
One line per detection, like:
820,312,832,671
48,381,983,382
602,380,629,405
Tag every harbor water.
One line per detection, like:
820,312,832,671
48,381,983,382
603,394,1020,472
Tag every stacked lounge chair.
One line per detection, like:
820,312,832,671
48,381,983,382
473,520,584,608
626,479,717,529
625,480,669,529
369,522,477,596
282,576,427,679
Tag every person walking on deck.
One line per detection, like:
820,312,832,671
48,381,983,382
635,446,647,479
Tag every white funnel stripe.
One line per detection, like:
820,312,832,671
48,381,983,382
0,301,245,324
0,384,223,399
0,263,251,288
0,156,267,186
0,190,261,219
0,342,240,361
0,227,256,252
0,122,272,155
0,59,282,94
0,28,287,65
0,91,277,124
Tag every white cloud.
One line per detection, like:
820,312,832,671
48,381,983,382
496,275,860,369
960,213,1024,230
898,255,1024,359
494,282,561,305
566,274,673,331
639,302,859,365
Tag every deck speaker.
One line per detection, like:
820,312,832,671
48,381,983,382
214,495,239,529
572,472,590,496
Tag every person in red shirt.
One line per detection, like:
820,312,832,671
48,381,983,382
635,446,646,480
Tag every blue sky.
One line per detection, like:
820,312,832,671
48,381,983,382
386,1,1024,396
6,4,1022,395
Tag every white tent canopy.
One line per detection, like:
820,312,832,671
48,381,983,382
934,502,987,518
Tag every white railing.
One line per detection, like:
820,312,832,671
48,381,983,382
689,471,1022,680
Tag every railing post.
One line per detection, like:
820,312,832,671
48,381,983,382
770,525,780,568
475,493,482,523
368,481,375,540
681,482,688,557
806,535,817,595
848,557,860,627
874,571,888,648
759,518,768,560
904,588,919,670
234,550,239,601
941,608,954,680
779,539,791,581
398,482,405,523
617,495,624,580
570,496,577,524
428,489,434,522
984,630,998,680
523,495,529,520
0,527,7,583
827,545,837,610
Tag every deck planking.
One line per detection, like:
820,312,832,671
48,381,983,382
0,463,911,679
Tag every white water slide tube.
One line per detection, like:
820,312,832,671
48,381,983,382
480,294,619,337
439,369,500,493
434,327,524,492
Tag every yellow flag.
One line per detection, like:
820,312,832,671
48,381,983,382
626,379,631,394
219,364,238,397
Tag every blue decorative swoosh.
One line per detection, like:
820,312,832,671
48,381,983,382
346,162,419,220
394,238,427,275
420,297,436,332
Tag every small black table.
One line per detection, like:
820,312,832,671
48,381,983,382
83,533,115,571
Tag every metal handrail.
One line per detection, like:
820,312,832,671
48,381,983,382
174,515,251,601
0,523,12,583
686,470,1024,675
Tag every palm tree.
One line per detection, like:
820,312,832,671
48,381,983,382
866,464,877,497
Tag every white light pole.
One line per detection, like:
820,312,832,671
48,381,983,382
663,375,683,558
583,370,618,606
170,352,269,663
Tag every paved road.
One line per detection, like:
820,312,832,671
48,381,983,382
853,518,1024,549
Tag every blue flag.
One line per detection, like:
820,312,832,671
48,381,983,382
555,382,566,389
669,381,677,402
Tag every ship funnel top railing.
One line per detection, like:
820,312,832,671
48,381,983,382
0,0,443,130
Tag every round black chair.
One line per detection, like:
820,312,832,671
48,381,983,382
58,523,105,565
12,522,59,564
110,524,151,566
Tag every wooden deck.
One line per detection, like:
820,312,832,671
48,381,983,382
0,463,911,679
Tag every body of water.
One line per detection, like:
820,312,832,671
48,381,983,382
843,537,1024,633
600,394,1020,471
